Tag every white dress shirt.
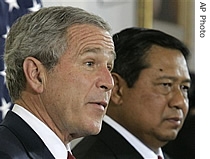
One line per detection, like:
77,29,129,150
12,104,72,159
103,115,164,159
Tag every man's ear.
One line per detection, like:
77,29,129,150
23,57,45,93
111,73,126,105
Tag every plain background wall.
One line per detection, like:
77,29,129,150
42,0,195,72
42,0,194,71
42,0,137,35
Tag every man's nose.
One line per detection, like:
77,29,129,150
168,87,189,110
96,68,114,91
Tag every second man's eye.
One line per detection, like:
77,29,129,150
161,83,172,88
181,85,190,92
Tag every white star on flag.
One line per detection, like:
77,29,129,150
0,69,6,84
5,0,20,12
0,98,11,119
28,0,42,12
2,26,10,39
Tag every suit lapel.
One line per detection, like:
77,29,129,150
2,111,55,159
97,121,144,159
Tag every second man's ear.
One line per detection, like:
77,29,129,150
110,73,126,105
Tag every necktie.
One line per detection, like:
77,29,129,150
67,151,76,159
158,156,162,159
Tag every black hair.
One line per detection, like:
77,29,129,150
112,27,190,87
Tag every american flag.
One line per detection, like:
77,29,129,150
0,0,42,122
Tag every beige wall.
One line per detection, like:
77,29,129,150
42,0,195,72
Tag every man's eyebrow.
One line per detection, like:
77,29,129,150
156,76,191,84
82,47,116,59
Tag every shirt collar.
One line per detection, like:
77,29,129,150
12,104,71,159
103,115,164,159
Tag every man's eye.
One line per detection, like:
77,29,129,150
155,83,172,95
107,65,113,72
86,61,94,67
181,85,190,92
162,83,172,87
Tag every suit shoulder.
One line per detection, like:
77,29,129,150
0,125,29,158
73,135,116,159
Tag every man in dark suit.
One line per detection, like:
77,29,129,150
0,6,115,158
73,27,191,159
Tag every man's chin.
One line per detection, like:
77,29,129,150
81,121,103,136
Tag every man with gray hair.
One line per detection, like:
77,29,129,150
0,6,115,159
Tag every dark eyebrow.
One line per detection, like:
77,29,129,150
156,76,191,84
83,47,116,59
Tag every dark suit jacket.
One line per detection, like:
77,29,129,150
72,121,172,159
0,111,55,159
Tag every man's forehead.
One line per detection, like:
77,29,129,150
68,24,107,35
81,47,116,59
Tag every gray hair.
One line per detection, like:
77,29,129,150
4,6,111,102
